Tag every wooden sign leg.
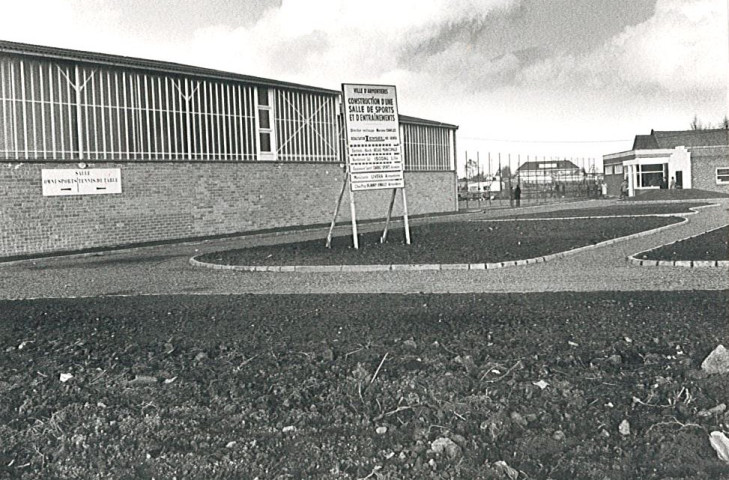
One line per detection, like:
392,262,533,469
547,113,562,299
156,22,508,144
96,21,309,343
325,174,348,248
349,183,359,249
380,188,398,243
401,187,411,245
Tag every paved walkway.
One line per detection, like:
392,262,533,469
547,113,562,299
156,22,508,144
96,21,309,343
1,199,727,300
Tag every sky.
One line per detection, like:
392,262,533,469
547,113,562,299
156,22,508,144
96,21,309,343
3,0,728,176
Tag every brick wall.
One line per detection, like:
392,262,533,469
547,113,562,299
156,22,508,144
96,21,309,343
689,146,729,194
1,161,456,258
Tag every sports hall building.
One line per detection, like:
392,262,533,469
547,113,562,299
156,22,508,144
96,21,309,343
0,41,458,259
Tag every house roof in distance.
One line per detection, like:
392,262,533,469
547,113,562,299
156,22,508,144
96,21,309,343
517,159,580,172
632,129,729,150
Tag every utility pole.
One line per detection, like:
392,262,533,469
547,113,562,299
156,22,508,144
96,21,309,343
508,153,513,208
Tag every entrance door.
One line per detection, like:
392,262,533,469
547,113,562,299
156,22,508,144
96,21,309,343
675,171,683,188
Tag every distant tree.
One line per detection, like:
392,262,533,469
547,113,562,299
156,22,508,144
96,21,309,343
690,115,729,130
499,166,512,179
466,159,478,180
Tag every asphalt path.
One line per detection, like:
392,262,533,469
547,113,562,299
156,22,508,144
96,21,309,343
1,198,727,300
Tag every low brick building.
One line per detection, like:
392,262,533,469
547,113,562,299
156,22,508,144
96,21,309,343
0,41,458,259
603,129,729,198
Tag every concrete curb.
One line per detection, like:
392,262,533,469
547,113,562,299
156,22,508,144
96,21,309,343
628,222,729,268
189,204,720,273
480,203,710,223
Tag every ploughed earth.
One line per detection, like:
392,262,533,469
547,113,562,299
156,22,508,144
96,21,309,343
2,292,728,479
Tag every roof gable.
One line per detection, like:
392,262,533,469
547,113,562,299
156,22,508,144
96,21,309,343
632,135,659,150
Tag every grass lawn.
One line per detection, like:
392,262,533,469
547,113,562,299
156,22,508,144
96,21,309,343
2,292,728,479
639,226,729,262
198,216,681,266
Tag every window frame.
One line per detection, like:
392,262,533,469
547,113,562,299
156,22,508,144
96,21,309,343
717,167,729,185
255,87,277,161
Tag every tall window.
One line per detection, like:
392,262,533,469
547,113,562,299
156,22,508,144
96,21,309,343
256,87,276,160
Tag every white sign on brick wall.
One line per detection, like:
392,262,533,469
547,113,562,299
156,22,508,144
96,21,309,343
41,168,122,196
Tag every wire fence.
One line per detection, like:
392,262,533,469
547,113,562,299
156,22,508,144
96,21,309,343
458,151,605,210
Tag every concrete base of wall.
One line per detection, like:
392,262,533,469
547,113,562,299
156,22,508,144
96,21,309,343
1,161,457,258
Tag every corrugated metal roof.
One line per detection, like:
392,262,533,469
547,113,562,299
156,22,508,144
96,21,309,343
0,39,341,96
399,114,458,129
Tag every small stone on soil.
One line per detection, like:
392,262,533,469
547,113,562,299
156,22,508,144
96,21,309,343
619,419,630,436
430,437,462,459
698,403,727,417
129,375,157,386
194,352,208,362
701,345,729,375
403,339,417,349
608,354,623,365
510,411,528,428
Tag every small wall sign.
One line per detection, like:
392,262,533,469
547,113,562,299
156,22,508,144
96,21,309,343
41,168,122,196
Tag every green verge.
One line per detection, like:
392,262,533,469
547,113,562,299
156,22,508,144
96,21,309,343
199,217,682,266
639,226,729,262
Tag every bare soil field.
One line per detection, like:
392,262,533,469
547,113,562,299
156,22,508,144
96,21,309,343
2,292,728,479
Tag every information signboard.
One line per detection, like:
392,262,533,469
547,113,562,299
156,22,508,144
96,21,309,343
342,84,403,190
41,168,122,196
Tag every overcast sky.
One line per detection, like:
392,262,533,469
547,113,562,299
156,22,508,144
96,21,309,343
4,0,728,174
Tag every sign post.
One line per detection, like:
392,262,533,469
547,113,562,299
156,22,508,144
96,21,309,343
325,172,349,249
340,83,410,248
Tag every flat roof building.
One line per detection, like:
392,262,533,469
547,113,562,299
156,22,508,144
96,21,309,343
603,128,729,198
